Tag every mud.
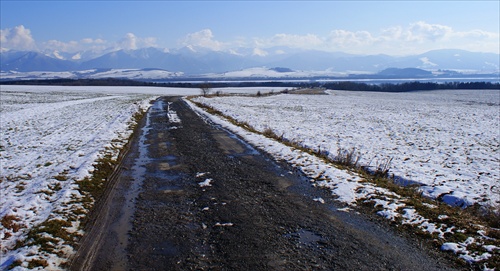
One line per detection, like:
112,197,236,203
71,96,462,270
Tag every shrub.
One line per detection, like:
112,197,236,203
374,157,393,178
335,147,361,168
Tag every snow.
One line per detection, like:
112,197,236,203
0,67,342,81
198,179,213,187
187,89,499,266
313,197,325,204
442,238,494,264
0,68,184,80
1,85,497,268
211,67,346,78
166,102,182,124
0,85,201,269
192,89,500,208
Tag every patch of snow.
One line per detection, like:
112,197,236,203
196,172,209,178
313,197,325,204
199,179,213,187
337,207,351,212
215,222,234,227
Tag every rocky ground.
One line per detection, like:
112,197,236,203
70,96,462,270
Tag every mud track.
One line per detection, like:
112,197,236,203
71,96,460,270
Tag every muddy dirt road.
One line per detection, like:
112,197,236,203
71,97,459,270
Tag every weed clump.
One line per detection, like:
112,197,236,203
1,214,23,232
335,147,361,168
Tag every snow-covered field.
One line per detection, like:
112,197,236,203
194,89,499,209
189,89,499,266
0,85,286,269
1,85,498,268
0,86,182,269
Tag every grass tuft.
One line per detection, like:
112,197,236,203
27,258,49,269
335,147,361,168
1,214,23,232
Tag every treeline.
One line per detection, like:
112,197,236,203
320,81,500,92
1,78,499,91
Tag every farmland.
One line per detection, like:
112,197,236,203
193,89,499,209
1,85,498,269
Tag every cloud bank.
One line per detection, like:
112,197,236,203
0,25,37,51
1,22,498,56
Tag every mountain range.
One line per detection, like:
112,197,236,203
1,47,499,76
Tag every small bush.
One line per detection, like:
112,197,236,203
262,127,279,139
335,147,361,168
374,157,393,178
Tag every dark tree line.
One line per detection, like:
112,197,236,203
1,78,498,91
320,81,499,92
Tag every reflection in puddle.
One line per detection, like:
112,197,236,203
111,99,158,270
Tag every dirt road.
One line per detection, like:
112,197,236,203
71,96,460,270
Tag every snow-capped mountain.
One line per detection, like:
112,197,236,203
1,50,78,72
1,47,499,75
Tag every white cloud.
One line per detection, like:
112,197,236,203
81,38,105,44
326,30,375,49
40,38,109,55
114,33,158,50
252,48,268,57
320,21,499,55
1,22,498,58
269,33,323,48
119,33,138,50
180,29,224,51
40,33,157,53
406,21,453,42
43,40,79,52
0,25,37,50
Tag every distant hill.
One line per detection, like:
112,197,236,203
1,47,498,75
378,68,432,77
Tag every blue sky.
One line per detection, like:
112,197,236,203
1,1,499,55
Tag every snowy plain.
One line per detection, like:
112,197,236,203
0,85,190,269
194,89,500,209
0,85,285,269
1,85,498,269
189,88,499,266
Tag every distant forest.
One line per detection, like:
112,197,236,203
1,78,499,92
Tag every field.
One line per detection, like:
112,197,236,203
190,88,499,267
194,89,499,208
0,85,284,269
0,86,173,269
0,85,498,269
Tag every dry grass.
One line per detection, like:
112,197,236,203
1,214,23,233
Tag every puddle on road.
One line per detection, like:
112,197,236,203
285,229,323,245
158,185,184,194
110,99,162,270
152,241,178,257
